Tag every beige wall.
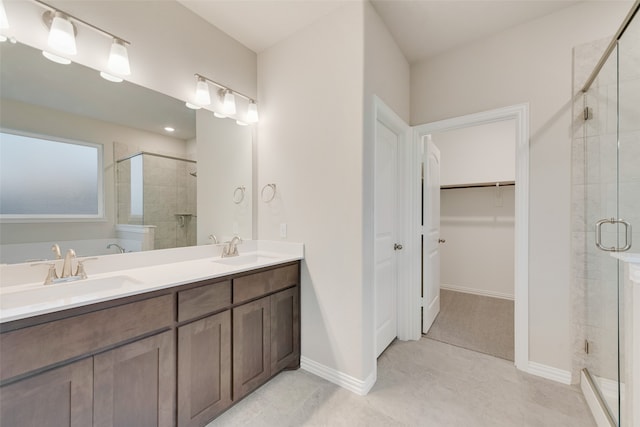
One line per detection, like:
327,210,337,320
410,1,632,372
257,3,366,380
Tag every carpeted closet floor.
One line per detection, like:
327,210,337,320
425,289,514,361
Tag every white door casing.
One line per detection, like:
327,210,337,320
374,119,399,357
422,136,441,333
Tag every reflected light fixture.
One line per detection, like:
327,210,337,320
108,38,130,76
185,102,201,110
246,100,259,123
42,50,71,64
222,89,236,115
236,120,248,126
100,71,123,83
0,0,9,30
164,126,175,132
45,11,77,55
191,73,258,123
195,76,211,106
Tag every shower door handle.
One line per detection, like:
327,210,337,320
595,218,632,252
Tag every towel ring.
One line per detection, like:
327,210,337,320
261,183,276,203
233,186,246,204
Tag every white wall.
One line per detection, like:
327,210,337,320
257,3,367,382
196,110,253,244
410,1,632,373
432,120,516,187
257,0,409,389
0,99,187,250
440,186,515,299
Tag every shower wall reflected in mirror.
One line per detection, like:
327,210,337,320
117,152,197,250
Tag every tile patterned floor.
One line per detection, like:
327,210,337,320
208,338,595,426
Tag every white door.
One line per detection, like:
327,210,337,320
375,120,399,357
422,136,441,333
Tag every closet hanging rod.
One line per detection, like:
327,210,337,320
441,182,515,190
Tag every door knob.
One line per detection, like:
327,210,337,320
394,243,403,250
438,239,446,243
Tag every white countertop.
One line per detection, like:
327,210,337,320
0,240,304,324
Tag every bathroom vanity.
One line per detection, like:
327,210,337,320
0,243,302,427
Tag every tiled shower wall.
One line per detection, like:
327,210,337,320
117,153,197,250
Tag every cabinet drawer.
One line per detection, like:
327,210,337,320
233,264,299,304
178,280,231,322
0,294,173,382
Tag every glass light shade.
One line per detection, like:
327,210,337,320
223,90,236,115
108,39,130,76
236,120,248,126
48,13,76,55
214,112,226,119
246,101,259,123
185,102,201,110
42,50,71,65
0,0,9,30
195,78,211,106
100,71,123,83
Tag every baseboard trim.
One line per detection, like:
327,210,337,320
581,370,616,427
300,356,376,396
441,284,514,300
525,361,572,385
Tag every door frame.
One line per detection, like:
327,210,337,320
408,103,530,371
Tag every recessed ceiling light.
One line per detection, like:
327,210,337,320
164,126,175,132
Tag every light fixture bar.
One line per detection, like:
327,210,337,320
33,0,131,45
194,73,255,103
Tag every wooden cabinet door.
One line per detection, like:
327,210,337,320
0,358,93,427
271,287,300,373
94,330,175,427
178,310,232,427
232,297,270,400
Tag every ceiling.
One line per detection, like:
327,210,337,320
178,0,582,63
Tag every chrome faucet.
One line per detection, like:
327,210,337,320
107,243,126,253
61,249,76,278
221,236,242,258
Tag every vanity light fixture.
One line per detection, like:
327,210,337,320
108,38,130,76
42,50,71,65
0,0,9,30
99,71,123,83
195,76,211,106
236,120,248,126
45,11,77,55
185,102,201,110
222,89,236,115
246,100,259,123
35,0,132,78
191,73,259,123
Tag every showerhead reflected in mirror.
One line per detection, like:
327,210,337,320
0,41,253,263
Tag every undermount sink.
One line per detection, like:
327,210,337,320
212,253,280,266
0,275,144,311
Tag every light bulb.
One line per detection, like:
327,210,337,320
48,12,76,55
108,39,130,76
195,77,211,106
42,50,71,65
222,90,236,115
246,101,259,123
0,0,9,30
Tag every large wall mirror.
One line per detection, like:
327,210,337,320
0,41,253,264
